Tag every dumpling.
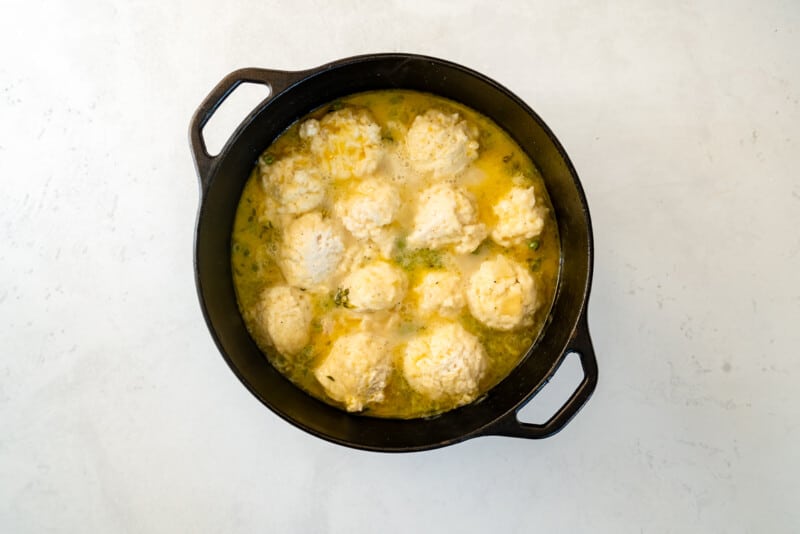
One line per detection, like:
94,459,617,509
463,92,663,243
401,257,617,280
257,285,312,355
403,322,487,406
490,186,546,247
340,261,407,312
334,177,400,240
314,332,392,412
406,183,487,254
413,271,465,318
300,108,385,180
259,153,325,215
334,241,382,280
466,254,537,330
405,109,479,178
279,212,345,290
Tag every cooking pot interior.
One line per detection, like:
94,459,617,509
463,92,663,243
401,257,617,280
195,56,591,451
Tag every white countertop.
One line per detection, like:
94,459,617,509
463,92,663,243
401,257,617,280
2,1,799,532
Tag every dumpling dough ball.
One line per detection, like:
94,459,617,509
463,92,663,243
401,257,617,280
259,153,325,215
403,322,487,405
335,241,382,279
490,186,546,247
407,183,487,254
280,211,345,289
299,108,384,180
405,109,479,178
466,255,538,331
258,285,312,355
314,332,392,412
334,178,400,240
414,271,465,318
341,261,407,312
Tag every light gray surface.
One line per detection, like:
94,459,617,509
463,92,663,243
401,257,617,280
2,1,799,532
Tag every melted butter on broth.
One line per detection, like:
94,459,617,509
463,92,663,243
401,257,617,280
231,90,560,419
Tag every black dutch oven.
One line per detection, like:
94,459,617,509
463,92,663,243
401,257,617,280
189,53,597,452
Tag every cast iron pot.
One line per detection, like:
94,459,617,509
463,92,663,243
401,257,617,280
189,53,597,452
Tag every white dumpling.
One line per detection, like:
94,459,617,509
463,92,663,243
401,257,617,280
258,285,312,355
334,177,400,240
259,153,325,215
405,109,479,178
403,322,487,406
315,332,392,412
466,254,537,330
490,186,546,247
279,212,345,290
340,261,407,312
406,183,487,254
300,108,385,180
414,271,465,318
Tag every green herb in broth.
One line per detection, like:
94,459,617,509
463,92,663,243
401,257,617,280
392,237,445,271
230,89,561,419
333,287,354,309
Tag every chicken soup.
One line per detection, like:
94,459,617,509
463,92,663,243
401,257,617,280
231,90,560,418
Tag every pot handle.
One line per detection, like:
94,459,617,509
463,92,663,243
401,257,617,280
188,67,307,189
483,314,598,439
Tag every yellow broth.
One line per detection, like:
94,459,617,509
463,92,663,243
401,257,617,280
231,90,560,418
